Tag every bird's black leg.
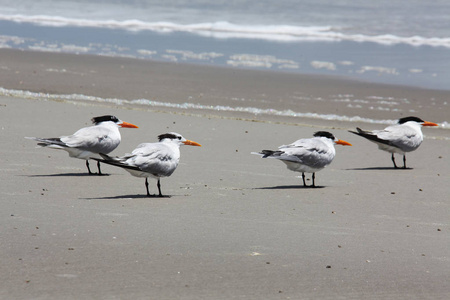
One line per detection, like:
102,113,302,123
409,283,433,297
86,160,94,175
157,179,163,197
312,173,316,187
391,153,399,168
97,161,103,175
403,155,407,169
301,172,306,186
145,178,151,197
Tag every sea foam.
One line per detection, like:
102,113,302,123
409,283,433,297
2,87,445,128
1,87,449,136
1,14,450,48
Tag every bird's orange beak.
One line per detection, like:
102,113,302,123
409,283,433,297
183,140,202,147
422,121,438,127
119,121,139,128
335,139,352,146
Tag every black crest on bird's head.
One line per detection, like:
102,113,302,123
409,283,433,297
158,133,181,142
313,131,335,140
91,115,119,125
398,116,424,124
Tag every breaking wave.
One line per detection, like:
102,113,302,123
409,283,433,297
2,14,450,48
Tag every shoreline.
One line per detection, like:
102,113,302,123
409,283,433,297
0,48,449,132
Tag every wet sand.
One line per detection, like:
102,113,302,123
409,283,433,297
1,49,449,299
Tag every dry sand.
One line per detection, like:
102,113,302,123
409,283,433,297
1,49,449,299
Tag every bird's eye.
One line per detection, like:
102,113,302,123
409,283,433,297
178,136,181,140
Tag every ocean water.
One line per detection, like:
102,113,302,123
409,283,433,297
1,0,449,90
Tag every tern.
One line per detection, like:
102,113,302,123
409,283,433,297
92,132,201,197
252,131,352,187
349,116,438,168
26,115,138,175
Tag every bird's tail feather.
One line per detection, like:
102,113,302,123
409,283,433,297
251,150,283,158
92,154,141,172
348,128,392,146
25,137,67,147
98,153,115,160
348,127,365,136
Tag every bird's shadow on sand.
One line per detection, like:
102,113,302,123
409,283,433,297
254,185,326,190
26,173,111,177
81,194,172,200
345,167,413,171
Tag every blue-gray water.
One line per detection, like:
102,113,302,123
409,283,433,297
1,0,450,90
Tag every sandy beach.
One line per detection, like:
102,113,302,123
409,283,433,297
1,49,449,299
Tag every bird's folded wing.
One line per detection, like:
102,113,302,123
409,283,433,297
378,127,420,149
283,147,328,166
135,153,177,176
119,144,178,177
61,126,111,149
